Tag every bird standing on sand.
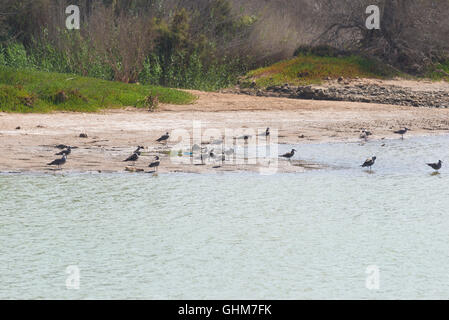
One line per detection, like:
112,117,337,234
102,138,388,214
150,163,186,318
427,160,442,171
394,127,410,139
280,149,296,160
124,152,139,163
361,156,377,171
157,132,170,143
134,146,144,155
56,146,71,156
360,129,372,141
149,156,160,172
55,144,70,150
48,154,67,169
192,144,201,152
265,128,270,137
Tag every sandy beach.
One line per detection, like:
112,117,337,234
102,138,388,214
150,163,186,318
1,89,449,174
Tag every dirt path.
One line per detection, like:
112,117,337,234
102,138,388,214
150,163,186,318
1,90,449,174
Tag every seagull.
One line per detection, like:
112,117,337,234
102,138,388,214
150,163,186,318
55,144,70,150
361,156,377,171
157,132,170,143
394,127,410,139
55,146,71,156
360,129,372,141
148,156,160,172
266,128,270,137
124,152,139,163
192,144,201,152
133,146,144,155
47,154,67,169
280,149,296,160
427,160,442,171
211,139,223,145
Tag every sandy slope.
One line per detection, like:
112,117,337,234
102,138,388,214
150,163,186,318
1,90,449,174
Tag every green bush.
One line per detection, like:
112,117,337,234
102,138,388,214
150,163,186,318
3,43,32,69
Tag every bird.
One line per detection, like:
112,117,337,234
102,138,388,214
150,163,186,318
211,139,223,145
427,160,442,171
394,127,410,139
156,132,170,143
280,149,296,160
124,152,139,163
198,152,209,165
55,146,71,156
148,156,160,172
209,149,216,159
47,154,67,169
133,146,144,155
192,144,201,152
55,144,70,150
361,156,377,171
224,148,234,156
360,129,372,141
266,127,270,137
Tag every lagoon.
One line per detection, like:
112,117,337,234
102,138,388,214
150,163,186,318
1,135,449,299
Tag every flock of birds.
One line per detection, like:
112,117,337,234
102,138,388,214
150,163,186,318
359,127,443,172
46,126,443,173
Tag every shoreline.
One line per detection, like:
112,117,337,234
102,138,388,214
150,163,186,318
1,90,449,174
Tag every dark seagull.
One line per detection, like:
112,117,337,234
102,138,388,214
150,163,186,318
47,154,67,169
394,127,410,139
55,144,70,150
55,146,71,156
427,160,442,171
156,132,170,143
259,128,270,137
361,156,377,171
124,152,139,163
148,156,160,172
280,149,297,160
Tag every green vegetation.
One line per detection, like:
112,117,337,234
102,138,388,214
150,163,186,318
0,0,254,91
425,60,449,81
0,67,195,113
241,54,401,88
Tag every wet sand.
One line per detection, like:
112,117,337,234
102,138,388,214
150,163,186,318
1,90,449,174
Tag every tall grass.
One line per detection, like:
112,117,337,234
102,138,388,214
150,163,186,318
0,66,195,113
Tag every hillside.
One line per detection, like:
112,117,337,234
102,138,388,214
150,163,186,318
0,67,195,113
240,54,402,88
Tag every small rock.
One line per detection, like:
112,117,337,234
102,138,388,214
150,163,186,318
79,133,88,138
15,126,21,130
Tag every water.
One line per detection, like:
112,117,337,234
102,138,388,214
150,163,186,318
1,135,449,299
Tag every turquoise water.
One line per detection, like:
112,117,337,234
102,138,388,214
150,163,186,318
1,135,449,299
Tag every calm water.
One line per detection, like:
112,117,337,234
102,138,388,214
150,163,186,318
1,135,449,299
